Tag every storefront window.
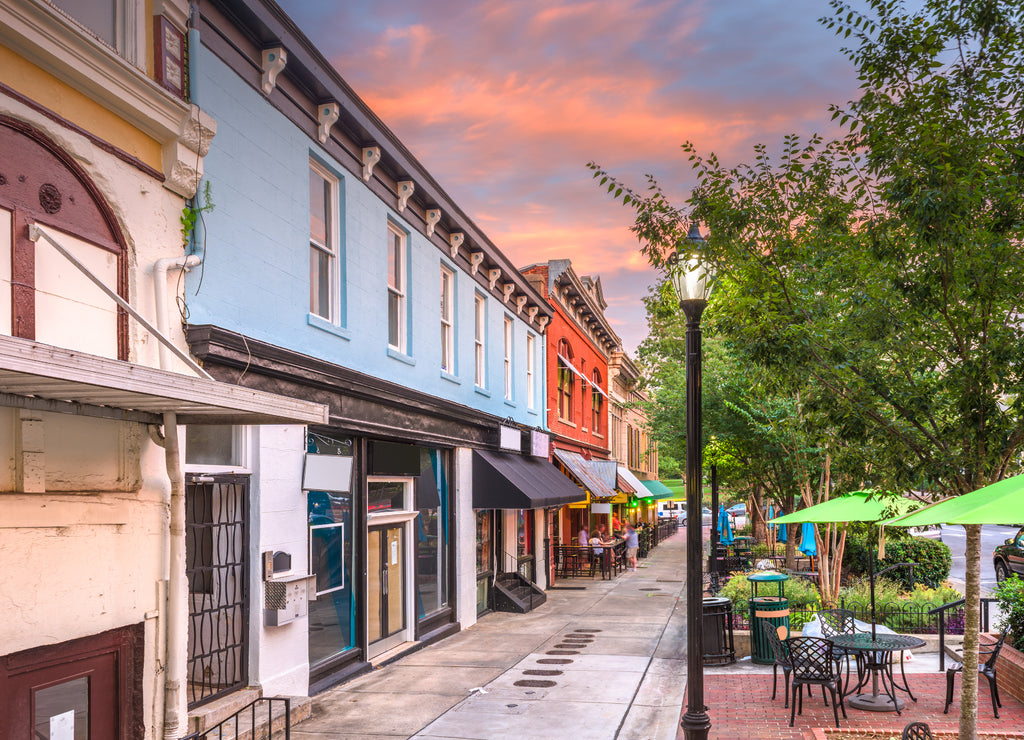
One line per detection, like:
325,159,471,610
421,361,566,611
476,511,492,574
306,433,355,666
517,509,533,557
416,449,449,618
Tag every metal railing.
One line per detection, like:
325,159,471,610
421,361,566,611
728,599,969,635
180,696,291,740
929,597,997,671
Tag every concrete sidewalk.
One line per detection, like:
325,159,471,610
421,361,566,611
293,532,689,740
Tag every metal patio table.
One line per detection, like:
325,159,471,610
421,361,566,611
831,633,926,713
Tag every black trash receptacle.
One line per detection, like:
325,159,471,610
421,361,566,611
702,596,736,665
747,573,790,664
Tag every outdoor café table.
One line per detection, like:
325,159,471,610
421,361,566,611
831,633,926,713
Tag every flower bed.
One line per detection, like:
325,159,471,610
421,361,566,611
810,731,1024,740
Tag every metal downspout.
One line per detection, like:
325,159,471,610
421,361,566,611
162,412,187,740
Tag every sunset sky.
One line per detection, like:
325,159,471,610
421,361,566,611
275,0,864,353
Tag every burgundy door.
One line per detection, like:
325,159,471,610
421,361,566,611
0,625,141,740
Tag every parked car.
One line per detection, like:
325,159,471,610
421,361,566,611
726,503,746,517
994,526,1024,583
682,507,712,526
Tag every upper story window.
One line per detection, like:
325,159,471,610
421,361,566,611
309,162,338,322
440,266,455,373
557,339,574,422
591,369,603,435
48,0,143,65
503,316,513,400
474,293,486,387
526,333,536,410
387,222,407,352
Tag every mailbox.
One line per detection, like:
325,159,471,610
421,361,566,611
264,573,315,627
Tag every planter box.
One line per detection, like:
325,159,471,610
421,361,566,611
981,632,1024,706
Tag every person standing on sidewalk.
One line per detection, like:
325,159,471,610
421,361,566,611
624,523,639,571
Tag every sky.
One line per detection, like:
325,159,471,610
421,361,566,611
275,0,864,354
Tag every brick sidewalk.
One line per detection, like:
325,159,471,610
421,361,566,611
688,673,1024,739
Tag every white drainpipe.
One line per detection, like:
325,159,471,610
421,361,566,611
152,255,200,739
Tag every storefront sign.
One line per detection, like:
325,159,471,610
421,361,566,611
530,430,550,457
591,502,612,514
499,425,521,451
302,453,354,492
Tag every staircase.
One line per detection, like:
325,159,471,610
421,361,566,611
492,572,546,613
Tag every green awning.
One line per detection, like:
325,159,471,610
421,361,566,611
769,491,914,525
640,479,675,500
884,475,1024,527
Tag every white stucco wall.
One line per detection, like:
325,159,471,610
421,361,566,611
454,447,477,629
249,424,311,697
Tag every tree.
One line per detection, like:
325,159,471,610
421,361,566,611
592,1,1024,735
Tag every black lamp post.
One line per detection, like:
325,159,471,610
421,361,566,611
668,222,714,740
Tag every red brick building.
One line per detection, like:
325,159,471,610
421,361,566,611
521,260,621,544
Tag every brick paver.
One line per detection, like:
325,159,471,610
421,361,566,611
690,672,1024,739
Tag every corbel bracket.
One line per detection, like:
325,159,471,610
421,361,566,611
502,283,515,303
526,306,539,323
515,295,528,314
449,232,465,259
397,181,414,212
362,146,381,181
488,268,502,290
261,47,287,95
426,209,442,237
537,316,550,333
317,101,339,143
470,252,485,275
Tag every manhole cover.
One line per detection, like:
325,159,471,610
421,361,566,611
575,628,602,632
545,650,579,655
523,669,563,676
562,635,592,640
554,644,584,649
538,658,572,664
515,679,557,688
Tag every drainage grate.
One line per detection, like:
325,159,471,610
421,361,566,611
554,644,584,649
574,628,602,632
523,669,563,676
545,650,579,655
515,679,557,688
656,579,682,583
537,658,572,664
638,587,661,591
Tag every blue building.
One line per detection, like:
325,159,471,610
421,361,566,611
177,0,585,713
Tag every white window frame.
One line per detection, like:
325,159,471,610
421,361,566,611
526,333,536,410
503,316,513,401
309,161,339,323
47,0,144,66
474,293,486,387
440,266,455,373
387,222,408,353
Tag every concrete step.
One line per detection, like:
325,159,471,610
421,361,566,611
187,691,310,739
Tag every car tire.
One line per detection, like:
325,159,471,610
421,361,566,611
995,560,1009,584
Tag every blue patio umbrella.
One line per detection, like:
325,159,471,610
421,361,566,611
778,521,788,543
717,505,734,546
798,522,817,557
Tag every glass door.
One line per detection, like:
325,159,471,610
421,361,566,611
368,524,407,656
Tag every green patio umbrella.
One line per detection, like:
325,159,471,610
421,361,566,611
882,474,1024,527
770,491,916,640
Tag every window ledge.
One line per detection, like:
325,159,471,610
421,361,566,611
474,386,491,398
558,418,577,429
441,370,461,385
504,399,517,409
307,313,352,340
592,432,605,440
387,347,416,366
526,407,539,416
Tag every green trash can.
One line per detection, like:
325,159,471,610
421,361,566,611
747,572,789,664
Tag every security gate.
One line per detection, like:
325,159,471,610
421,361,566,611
185,474,250,706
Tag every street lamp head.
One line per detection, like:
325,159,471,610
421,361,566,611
667,222,714,305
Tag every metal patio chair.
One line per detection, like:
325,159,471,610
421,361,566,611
902,721,933,740
787,636,846,728
944,631,1006,718
761,621,794,707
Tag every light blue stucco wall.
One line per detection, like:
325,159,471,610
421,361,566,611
186,46,544,428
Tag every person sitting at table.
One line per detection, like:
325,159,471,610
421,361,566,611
596,523,617,565
578,525,589,548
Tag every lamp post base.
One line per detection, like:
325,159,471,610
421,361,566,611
681,709,711,739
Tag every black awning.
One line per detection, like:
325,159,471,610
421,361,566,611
473,449,586,509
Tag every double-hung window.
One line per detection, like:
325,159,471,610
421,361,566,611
387,223,407,352
526,333,536,410
557,339,574,422
309,163,337,322
474,294,486,387
503,316,513,401
440,266,455,373
591,369,603,434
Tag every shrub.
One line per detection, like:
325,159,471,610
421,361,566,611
751,542,771,558
993,574,1024,652
718,569,822,629
844,534,951,589
838,577,961,633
